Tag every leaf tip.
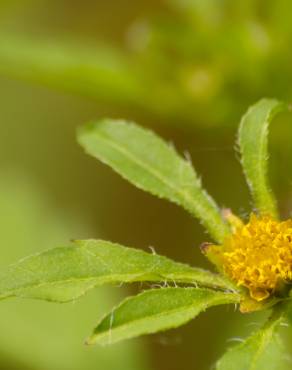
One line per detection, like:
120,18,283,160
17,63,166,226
84,336,95,346
76,121,95,140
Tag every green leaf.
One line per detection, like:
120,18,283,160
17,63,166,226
0,239,233,302
0,34,143,106
87,287,239,345
216,306,290,370
238,98,287,218
78,120,230,242
0,172,147,370
0,34,186,123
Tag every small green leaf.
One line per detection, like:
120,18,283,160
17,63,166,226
238,98,287,218
78,120,230,242
0,240,232,302
87,287,239,345
216,306,290,370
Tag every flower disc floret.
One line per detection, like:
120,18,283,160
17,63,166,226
221,214,292,301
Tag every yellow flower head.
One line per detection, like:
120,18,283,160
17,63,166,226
206,214,292,302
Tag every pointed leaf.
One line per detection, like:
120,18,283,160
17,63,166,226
78,120,230,242
238,99,287,217
87,287,239,345
216,306,290,370
0,240,233,302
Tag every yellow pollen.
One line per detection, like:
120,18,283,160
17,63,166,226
221,214,292,301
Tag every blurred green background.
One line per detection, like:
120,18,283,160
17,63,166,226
1,1,292,369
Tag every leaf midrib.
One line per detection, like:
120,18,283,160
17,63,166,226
0,268,232,299
252,110,270,193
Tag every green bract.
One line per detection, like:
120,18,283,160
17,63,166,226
0,98,291,369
